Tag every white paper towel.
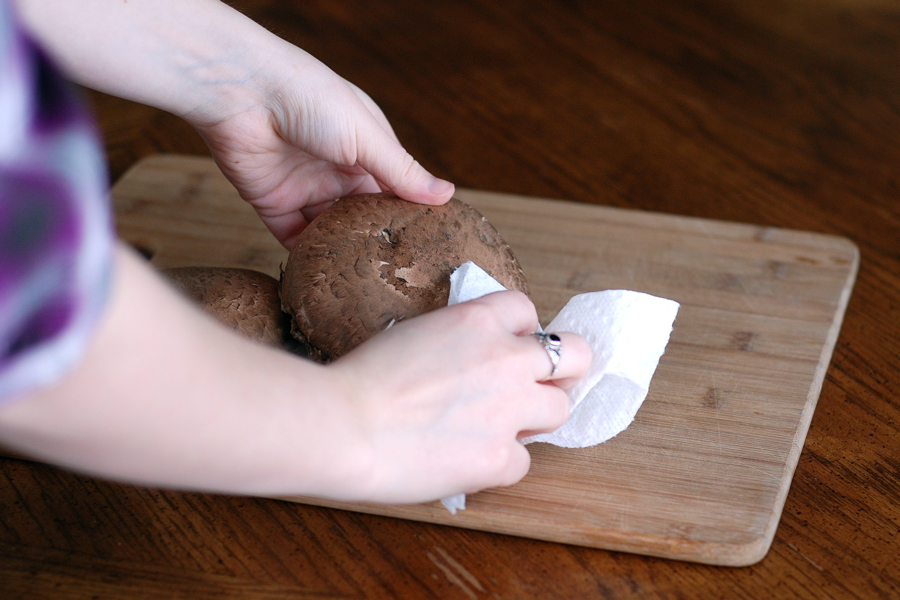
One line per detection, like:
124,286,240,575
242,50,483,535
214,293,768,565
440,262,679,513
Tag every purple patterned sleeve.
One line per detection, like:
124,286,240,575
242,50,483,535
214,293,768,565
0,1,115,402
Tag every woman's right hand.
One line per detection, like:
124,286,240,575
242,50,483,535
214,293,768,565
331,290,592,504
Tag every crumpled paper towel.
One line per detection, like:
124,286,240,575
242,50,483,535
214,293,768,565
440,262,679,514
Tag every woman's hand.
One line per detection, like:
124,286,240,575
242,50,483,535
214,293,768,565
0,249,590,505
15,0,455,248
192,63,454,248
331,291,592,504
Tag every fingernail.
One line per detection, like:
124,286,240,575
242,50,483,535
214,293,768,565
428,177,455,197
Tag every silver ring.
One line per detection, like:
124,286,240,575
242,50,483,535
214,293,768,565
532,331,562,377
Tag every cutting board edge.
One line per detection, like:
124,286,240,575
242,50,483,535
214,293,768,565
117,155,861,258
749,233,860,560
277,495,776,567
455,186,861,257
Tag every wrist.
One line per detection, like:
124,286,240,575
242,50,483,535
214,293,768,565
306,365,381,501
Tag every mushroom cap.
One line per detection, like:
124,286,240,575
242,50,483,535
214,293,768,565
280,191,529,362
163,266,296,350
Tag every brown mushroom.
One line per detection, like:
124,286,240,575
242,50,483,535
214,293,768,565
162,266,307,355
280,191,529,362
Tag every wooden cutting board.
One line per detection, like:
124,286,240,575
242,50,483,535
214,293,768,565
111,154,857,566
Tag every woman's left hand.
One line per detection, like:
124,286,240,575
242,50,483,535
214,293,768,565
192,54,454,248
16,0,455,249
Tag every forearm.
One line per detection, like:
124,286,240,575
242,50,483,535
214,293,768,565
0,244,373,499
0,243,586,503
14,0,287,121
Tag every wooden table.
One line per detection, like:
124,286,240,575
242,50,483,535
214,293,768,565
2,0,898,597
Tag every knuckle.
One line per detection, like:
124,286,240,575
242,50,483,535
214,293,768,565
451,300,500,330
505,289,534,307
498,289,535,313
395,153,421,187
463,290,535,326
492,443,529,487
481,440,515,477
509,292,540,327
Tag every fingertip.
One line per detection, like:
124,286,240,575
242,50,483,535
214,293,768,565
551,387,573,428
390,172,455,206
426,176,455,202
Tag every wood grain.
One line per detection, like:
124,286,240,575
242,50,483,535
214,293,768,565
109,153,857,566
2,0,899,597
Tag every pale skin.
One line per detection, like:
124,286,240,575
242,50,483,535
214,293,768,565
0,0,592,504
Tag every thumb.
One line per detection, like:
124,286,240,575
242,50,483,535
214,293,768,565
354,122,455,205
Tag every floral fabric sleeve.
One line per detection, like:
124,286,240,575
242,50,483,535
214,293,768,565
0,1,114,402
